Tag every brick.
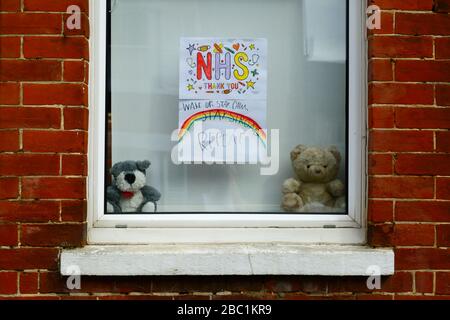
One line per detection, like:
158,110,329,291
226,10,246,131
83,61,89,84
0,107,61,129
369,130,434,152
263,277,327,294
395,248,450,270
368,200,393,223
23,83,87,106
21,223,86,247
39,272,148,294
369,60,393,81
356,294,394,300
0,272,17,294
434,0,450,13
415,272,434,293
0,83,20,105
369,153,393,175
396,201,450,222
395,61,450,82
369,107,394,128
368,12,394,35
435,38,450,59
63,61,85,82
22,177,86,200
0,60,62,82
369,36,433,58
24,36,88,59
20,272,38,294
396,13,450,35
436,131,450,152
0,0,20,11
436,272,450,294
61,200,86,222
437,177,450,200
437,224,450,247
64,107,88,130
396,108,450,129
436,85,450,106
328,272,413,293
24,0,89,13
0,130,19,152
395,154,450,175
369,177,434,198
0,154,59,176
23,130,87,153
368,224,394,247
0,201,60,222
0,177,19,200
369,83,434,105
0,13,61,34
0,248,59,270
394,224,435,246
0,37,20,58
62,154,87,175
369,223,435,247
369,0,433,10
0,224,18,246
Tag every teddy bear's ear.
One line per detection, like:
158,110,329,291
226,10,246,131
290,145,307,161
110,163,121,177
136,160,151,171
328,146,341,163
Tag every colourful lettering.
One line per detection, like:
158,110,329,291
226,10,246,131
233,52,249,81
197,52,212,80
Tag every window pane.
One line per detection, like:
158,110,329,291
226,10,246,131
107,0,348,214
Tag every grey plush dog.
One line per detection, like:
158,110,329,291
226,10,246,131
106,160,161,213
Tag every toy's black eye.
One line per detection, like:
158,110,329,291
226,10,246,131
307,165,311,169
324,165,328,168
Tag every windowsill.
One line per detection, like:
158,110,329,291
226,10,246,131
60,244,394,276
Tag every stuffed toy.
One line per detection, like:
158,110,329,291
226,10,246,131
282,145,345,212
106,160,161,213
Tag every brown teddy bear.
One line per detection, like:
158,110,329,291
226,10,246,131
282,145,346,212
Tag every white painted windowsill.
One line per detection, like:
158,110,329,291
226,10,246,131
61,244,394,276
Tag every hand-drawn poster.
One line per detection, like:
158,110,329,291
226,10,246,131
178,38,268,164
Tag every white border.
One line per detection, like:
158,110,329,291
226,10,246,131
87,0,367,244
61,244,394,276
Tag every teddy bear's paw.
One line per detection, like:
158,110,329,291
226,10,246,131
282,178,301,194
328,179,345,197
106,202,115,213
334,196,346,209
141,201,156,213
282,193,304,212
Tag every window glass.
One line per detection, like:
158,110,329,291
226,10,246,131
107,0,348,214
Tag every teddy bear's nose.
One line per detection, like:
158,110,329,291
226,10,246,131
315,168,322,174
125,173,136,184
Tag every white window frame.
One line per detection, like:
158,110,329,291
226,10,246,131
87,0,368,245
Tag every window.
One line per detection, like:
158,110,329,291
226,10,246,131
88,0,366,244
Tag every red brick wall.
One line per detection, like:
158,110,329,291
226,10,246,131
0,0,449,299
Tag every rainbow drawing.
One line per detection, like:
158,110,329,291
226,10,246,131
178,109,267,144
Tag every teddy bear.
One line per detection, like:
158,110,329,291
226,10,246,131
106,160,161,213
281,145,346,212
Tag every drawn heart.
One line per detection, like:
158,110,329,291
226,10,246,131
186,58,195,68
249,54,260,66
232,43,240,51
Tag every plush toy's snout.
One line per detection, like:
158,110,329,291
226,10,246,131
124,173,136,184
